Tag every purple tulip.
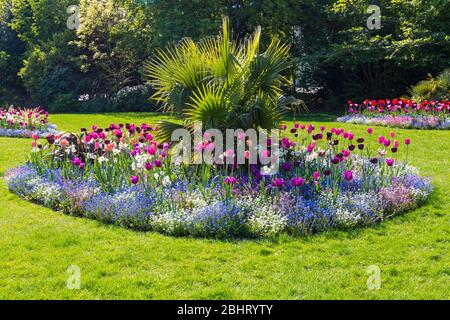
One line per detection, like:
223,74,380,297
282,162,292,172
291,177,305,187
224,176,238,185
386,158,394,167
130,176,139,185
46,134,55,145
272,178,285,188
344,170,353,181
71,157,82,166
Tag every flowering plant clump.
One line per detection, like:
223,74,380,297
337,99,450,129
5,122,432,238
0,106,58,138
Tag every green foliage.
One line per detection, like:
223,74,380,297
0,0,26,104
149,0,221,47
76,0,154,96
145,17,295,138
9,0,75,46
76,86,156,113
18,31,85,111
1,0,449,110
410,69,450,101
308,0,450,101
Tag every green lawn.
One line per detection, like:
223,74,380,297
0,113,449,299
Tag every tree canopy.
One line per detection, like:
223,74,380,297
0,0,448,111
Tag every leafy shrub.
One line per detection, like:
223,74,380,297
18,32,87,109
77,86,157,113
410,69,450,101
48,93,81,113
109,85,155,112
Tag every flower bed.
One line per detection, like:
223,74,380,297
0,107,58,138
337,99,450,129
5,123,432,238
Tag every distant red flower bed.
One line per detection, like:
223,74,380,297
347,99,449,115
337,99,450,129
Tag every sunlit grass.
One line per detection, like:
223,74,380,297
0,112,448,299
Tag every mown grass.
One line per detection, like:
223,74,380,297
0,113,448,299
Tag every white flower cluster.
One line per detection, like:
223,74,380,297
334,208,361,226
244,198,287,237
27,178,61,207
409,187,429,203
132,153,152,170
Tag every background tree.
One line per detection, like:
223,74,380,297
307,0,450,103
0,0,26,104
1,0,449,111
76,0,154,98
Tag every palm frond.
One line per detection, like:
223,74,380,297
184,84,229,129
155,121,186,143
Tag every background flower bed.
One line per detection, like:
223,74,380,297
0,107,59,138
337,99,449,129
5,121,433,238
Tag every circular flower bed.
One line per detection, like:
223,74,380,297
337,99,449,129
0,107,59,138
5,123,432,238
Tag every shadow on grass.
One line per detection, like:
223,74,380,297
288,113,339,123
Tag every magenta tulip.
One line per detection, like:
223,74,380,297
130,176,139,185
291,177,305,187
344,170,353,181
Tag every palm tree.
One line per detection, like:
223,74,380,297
145,17,299,141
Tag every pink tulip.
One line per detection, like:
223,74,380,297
313,171,320,180
342,149,350,157
394,140,399,148
225,149,235,157
205,142,215,152
224,176,238,185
